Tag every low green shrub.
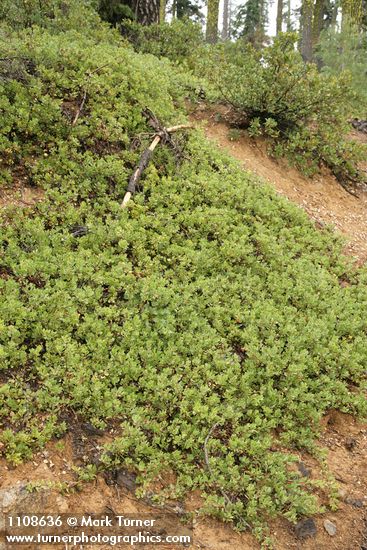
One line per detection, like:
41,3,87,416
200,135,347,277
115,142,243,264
0,0,103,35
318,25,367,117
120,19,206,68
206,34,366,186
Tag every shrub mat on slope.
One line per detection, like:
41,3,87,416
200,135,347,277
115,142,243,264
0,27,366,537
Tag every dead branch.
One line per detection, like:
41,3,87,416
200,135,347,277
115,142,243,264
71,64,110,127
121,123,192,208
71,88,87,127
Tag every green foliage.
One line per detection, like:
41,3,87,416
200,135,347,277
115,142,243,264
121,19,205,67
318,25,367,116
232,0,269,45
98,0,135,26
0,0,102,34
207,34,366,185
0,19,367,540
175,0,204,21
228,128,243,141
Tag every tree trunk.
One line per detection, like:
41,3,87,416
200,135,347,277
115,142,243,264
206,0,220,42
128,0,160,25
300,0,314,61
341,0,363,27
159,0,166,22
312,0,326,46
276,0,284,33
286,0,292,29
222,0,230,39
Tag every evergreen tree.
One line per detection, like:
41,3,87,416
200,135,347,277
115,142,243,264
99,0,160,25
98,0,134,25
176,0,202,19
232,0,268,46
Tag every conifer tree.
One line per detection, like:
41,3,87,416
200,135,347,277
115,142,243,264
233,0,268,46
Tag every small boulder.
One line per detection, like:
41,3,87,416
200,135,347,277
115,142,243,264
346,497,364,508
0,484,28,512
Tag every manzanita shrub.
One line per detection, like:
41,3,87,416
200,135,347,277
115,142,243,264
204,34,366,187
120,19,206,68
1,20,367,541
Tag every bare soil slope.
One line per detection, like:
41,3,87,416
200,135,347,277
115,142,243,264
1,411,366,549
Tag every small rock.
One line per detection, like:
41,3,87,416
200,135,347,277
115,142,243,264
0,484,27,512
324,519,337,536
295,518,317,539
56,495,69,513
69,225,89,238
116,469,137,492
346,497,364,508
345,437,357,451
297,461,311,478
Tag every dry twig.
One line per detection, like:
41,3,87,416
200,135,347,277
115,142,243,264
121,123,192,208
71,64,110,127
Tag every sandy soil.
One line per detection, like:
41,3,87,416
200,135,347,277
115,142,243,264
0,184,44,209
0,411,366,549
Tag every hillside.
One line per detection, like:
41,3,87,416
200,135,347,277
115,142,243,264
0,9,367,550
191,106,367,264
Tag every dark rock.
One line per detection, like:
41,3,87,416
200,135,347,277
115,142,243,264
69,225,89,238
351,119,367,134
116,469,137,492
344,437,357,451
295,518,317,539
297,461,311,478
81,422,104,436
346,497,364,508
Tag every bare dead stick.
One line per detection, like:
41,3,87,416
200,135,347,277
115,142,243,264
121,124,192,208
72,88,87,127
165,124,192,133
121,134,161,207
71,64,110,127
